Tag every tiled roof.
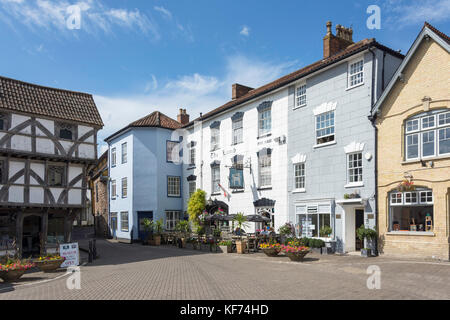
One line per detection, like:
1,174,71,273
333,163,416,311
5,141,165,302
424,22,450,44
183,38,403,127
105,111,181,141
0,76,103,127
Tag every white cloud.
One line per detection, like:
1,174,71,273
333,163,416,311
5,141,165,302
94,54,298,150
0,0,160,38
384,0,450,26
240,25,250,36
154,6,172,20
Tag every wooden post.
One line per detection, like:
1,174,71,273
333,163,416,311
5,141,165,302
41,211,48,256
15,211,24,258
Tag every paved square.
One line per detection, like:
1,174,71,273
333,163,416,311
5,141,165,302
1,240,449,300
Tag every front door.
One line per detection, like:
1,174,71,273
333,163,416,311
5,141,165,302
110,214,117,239
138,211,153,241
355,209,364,251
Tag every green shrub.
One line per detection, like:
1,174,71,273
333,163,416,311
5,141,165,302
218,240,232,246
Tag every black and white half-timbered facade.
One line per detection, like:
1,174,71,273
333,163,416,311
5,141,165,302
0,76,103,257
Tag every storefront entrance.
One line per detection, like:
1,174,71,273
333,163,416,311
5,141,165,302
355,209,364,251
22,215,42,257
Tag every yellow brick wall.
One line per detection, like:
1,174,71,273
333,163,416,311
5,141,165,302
376,38,450,260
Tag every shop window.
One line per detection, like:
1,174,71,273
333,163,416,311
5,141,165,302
389,188,434,232
295,203,332,238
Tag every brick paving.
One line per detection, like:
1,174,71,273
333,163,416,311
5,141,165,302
0,239,449,300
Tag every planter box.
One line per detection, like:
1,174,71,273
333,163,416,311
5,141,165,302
261,248,281,257
286,251,309,262
148,236,161,246
218,245,232,254
34,259,65,272
0,270,25,282
236,241,247,254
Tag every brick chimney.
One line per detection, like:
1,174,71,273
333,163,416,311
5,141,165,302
232,83,254,100
177,108,189,125
323,21,354,59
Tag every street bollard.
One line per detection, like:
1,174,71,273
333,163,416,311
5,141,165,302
88,240,93,263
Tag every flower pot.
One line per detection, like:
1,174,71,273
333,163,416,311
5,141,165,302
286,251,309,262
236,241,247,254
34,259,65,272
361,248,372,257
149,236,161,246
261,247,280,257
219,245,232,254
0,270,26,282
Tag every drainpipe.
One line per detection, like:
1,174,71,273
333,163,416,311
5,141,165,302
368,47,379,255
199,112,204,190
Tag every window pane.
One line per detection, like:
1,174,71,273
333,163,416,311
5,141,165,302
438,112,450,126
422,131,435,157
439,128,450,155
406,134,418,159
406,119,419,132
422,115,435,129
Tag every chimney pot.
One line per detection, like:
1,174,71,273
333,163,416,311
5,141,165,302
323,21,354,59
177,108,190,125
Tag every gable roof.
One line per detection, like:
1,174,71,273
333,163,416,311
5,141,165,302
183,38,403,127
0,75,103,127
105,111,181,142
370,22,450,118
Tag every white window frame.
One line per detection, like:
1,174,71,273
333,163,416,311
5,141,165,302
121,177,127,198
111,148,117,167
121,142,127,164
111,180,117,199
347,152,363,186
295,83,307,108
258,107,272,137
404,192,418,205
419,191,433,204
210,128,220,151
232,118,243,145
165,211,180,231
189,147,196,166
120,211,129,232
189,181,196,198
293,163,305,191
390,192,403,206
211,166,220,194
167,141,180,163
405,110,450,160
167,176,181,197
348,58,364,89
258,153,271,188
315,110,335,145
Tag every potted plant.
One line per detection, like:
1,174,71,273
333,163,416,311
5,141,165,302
218,240,232,253
259,242,282,257
357,225,377,257
175,220,190,248
33,254,66,272
149,219,163,246
142,218,153,245
278,222,295,244
319,226,332,238
282,244,310,262
0,258,35,282
233,213,249,254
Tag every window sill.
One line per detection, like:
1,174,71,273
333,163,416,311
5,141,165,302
231,189,245,193
293,104,307,110
313,141,336,149
257,133,272,140
187,166,196,170
232,142,243,146
402,154,450,164
168,195,181,198
257,186,272,191
292,188,306,193
346,82,364,91
386,231,435,236
211,193,221,196
344,182,364,188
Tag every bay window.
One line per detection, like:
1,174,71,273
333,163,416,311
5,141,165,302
389,188,434,232
405,110,450,160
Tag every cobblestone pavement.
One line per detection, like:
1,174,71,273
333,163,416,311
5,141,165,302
1,239,449,300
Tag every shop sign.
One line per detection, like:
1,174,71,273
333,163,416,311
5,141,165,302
60,242,80,268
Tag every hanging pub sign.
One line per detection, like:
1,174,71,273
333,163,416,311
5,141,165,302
229,167,244,189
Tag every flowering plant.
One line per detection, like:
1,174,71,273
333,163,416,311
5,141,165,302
259,243,281,250
218,240,232,246
37,254,65,262
0,259,35,272
398,180,414,191
281,245,309,253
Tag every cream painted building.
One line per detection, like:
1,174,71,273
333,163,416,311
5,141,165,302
371,23,450,260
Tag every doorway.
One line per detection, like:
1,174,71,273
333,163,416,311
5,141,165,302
355,209,364,251
22,215,42,257
138,211,153,241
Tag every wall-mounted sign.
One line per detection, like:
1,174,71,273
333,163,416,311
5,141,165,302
229,168,244,189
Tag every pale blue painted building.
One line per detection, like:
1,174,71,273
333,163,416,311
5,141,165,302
105,111,185,242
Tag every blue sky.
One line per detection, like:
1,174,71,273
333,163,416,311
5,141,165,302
0,0,449,153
